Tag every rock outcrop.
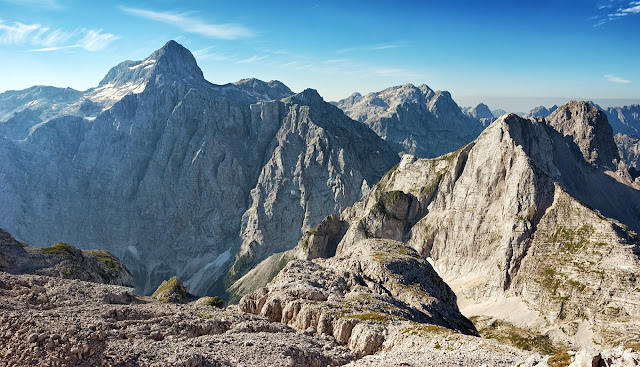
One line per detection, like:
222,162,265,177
546,101,620,168
0,228,133,286
151,276,196,303
0,40,398,295
301,101,640,348
227,213,348,303
335,84,484,158
239,238,477,357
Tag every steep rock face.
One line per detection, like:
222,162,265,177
331,103,640,346
546,101,620,168
335,84,484,158
239,238,476,357
0,228,133,286
227,213,348,303
227,90,398,287
0,40,397,296
615,133,640,168
604,104,640,136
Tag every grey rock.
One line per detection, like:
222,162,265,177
329,102,640,347
0,228,133,286
464,103,494,120
151,276,196,304
603,104,640,136
239,238,477,357
546,100,619,168
335,84,484,158
615,132,640,169
0,40,397,296
526,105,558,118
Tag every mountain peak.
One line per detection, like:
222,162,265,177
546,100,619,168
98,40,203,87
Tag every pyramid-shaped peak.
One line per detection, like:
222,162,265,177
546,100,619,167
98,40,204,87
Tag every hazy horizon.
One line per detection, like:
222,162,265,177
0,0,638,112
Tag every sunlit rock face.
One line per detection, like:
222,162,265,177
335,83,485,158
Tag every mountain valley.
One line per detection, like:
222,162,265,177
1,40,640,366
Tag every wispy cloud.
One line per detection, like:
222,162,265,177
0,21,118,51
28,45,81,52
192,46,233,61
238,55,269,64
120,6,253,40
371,43,403,50
337,42,407,54
593,0,640,26
605,74,631,83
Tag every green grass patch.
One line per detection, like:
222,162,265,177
42,242,77,259
548,351,572,367
473,317,564,355
86,250,121,271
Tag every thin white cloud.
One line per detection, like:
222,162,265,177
0,21,118,51
78,29,119,51
237,55,269,64
28,45,81,52
193,46,214,57
337,42,406,54
605,74,631,84
371,44,403,50
0,21,41,44
120,6,253,40
594,0,640,25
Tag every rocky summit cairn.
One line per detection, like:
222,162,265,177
151,276,196,303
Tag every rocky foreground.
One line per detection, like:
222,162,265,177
2,270,639,366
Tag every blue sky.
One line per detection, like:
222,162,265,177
0,0,638,111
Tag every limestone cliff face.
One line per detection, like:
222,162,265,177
615,133,640,169
603,104,640,136
0,40,398,295
227,90,398,287
322,102,640,346
546,101,620,169
335,84,484,158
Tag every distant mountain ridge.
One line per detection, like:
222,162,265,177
0,40,399,295
335,84,485,158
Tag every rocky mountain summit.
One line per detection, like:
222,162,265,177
335,84,484,158
0,40,398,296
526,105,558,118
336,101,640,347
237,100,640,353
463,103,494,120
0,228,132,286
